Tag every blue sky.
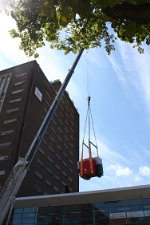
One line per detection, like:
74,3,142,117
1,12,150,192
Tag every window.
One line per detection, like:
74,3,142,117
46,90,51,99
48,135,55,142
12,207,37,225
54,175,60,181
70,142,74,148
36,159,44,167
48,146,54,153
69,150,74,156
45,99,50,107
0,170,5,175
53,186,59,192
55,164,61,171
38,147,45,156
33,184,41,193
0,142,12,148
69,159,73,165
35,171,43,179
58,117,64,125
63,161,67,167
56,154,61,160
3,118,17,124
62,171,67,177
68,177,73,182
62,181,66,186
52,119,57,126
9,98,22,103
0,156,8,161
58,126,63,134
56,144,61,150
46,167,52,175
48,156,53,163
70,127,74,133
44,107,48,113
1,130,15,136
45,179,52,187
6,108,19,113
14,80,25,86
69,168,73,173
15,72,27,77
64,135,69,141
11,89,23,94
70,136,75,141
0,73,11,112
42,138,46,145
64,143,69,149
70,120,74,126
63,152,67,157
50,126,56,134
57,135,62,142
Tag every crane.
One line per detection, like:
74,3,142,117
0,49,84,225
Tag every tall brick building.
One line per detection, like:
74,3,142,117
0,60,79,196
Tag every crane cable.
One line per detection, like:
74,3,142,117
83,51,98,154
82,96,99,157
80,52,99,177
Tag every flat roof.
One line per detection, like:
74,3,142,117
15,184,150,208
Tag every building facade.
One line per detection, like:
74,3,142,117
0,61,79,196
10,184,150,225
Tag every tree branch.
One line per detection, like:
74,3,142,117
104,3,150,24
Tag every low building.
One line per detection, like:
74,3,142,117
10,184,150,224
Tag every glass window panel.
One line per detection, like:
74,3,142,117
14,208,24,213
94,202,109,216
127,210,144,218
143,197,150,212
142,197,150,204
125,198,142,206
144,210,150,216
0,73,11,112
21,218,35,223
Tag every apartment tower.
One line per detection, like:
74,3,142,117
0,60,79,196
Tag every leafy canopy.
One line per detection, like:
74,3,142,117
9,0,150,57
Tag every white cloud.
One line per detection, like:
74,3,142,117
107,164,132,176
107,40,150,113
134,175,141,182
0,0,11,11
0,12,30,68
98,138,129,165
139,166,150,177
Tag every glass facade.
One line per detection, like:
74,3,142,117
11,197,150,225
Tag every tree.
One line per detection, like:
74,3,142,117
8,0,150,57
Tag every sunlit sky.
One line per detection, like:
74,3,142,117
1,12,150,192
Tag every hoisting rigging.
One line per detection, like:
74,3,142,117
78,51,103,180
78,96,103,180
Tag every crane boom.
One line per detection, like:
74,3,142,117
0,49,84,225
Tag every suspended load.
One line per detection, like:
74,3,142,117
77,96,103,180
